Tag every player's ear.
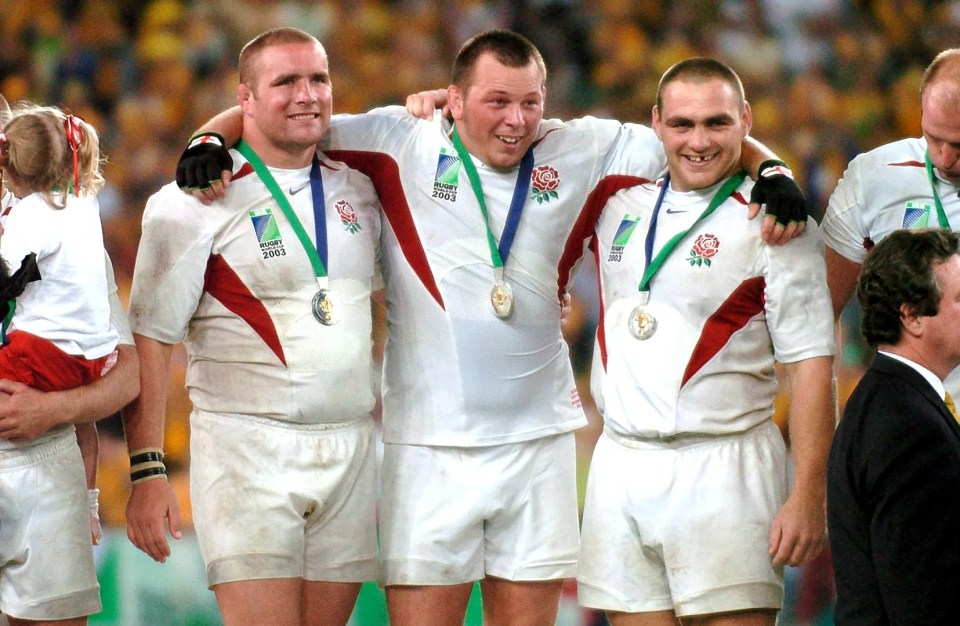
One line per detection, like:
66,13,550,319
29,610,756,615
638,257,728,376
448,85,464,121
741,101,753,137
237,84,253,112
651,105,663,141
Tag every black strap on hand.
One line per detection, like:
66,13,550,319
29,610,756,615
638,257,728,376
175,133,233,190
749,159,808,227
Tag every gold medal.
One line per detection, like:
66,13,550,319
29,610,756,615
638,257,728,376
628,305,657,340
312,288,339,325
490,281,514,318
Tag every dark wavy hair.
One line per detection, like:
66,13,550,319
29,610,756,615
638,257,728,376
857,228,960,347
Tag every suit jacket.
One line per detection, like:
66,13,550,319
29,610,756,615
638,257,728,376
828,353,960,625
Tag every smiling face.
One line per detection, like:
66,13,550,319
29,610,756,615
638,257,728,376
238,40,331,168
652,77,751,192
448,52,544,171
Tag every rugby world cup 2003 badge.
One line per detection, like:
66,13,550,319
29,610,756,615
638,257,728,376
432,149,461,202
608,214,641,263
249,208,287,259
902,201,932,228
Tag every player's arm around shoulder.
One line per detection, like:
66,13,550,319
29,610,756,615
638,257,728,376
595,119,666,180
325,106,427,154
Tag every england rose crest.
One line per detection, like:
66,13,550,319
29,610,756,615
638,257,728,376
530,165,560,204
687,233,719,267
335,200,361,234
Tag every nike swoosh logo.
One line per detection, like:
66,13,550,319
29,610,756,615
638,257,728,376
289,183,309,195
665,208,688,214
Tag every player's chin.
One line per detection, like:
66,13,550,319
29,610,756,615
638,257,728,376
288,128,325,149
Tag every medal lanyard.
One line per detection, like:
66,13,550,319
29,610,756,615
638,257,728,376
451,127,534,282
638,171,747,294
237,140,329,288
925,151,951,229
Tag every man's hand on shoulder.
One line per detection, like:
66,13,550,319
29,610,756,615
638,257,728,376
405,88,450,120
176,133,233,205
749,159,807,246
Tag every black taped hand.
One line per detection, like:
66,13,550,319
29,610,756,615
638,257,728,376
175,133,232,190
749,160,807,228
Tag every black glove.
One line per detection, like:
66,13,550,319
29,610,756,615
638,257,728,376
749,159,807,227
175,133,233,190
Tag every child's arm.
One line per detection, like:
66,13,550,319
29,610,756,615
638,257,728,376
75,421,102,545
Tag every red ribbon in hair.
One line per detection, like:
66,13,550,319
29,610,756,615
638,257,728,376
64,115,84,195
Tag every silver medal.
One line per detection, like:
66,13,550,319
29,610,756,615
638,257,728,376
312,288,339,325
490,281,514,318
628,305,657,340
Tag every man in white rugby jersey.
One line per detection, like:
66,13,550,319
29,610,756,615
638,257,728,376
577,58,834,625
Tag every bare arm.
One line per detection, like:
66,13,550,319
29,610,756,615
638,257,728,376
825,246,862,322
768,355,835,567
122,334,182,562
0,343,139,441
199,105,244,146
76,422,99,489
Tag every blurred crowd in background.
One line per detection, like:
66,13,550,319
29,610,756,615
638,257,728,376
2,0,958,623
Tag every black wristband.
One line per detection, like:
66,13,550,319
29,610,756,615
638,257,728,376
130,450,164,466
130,465,167,483
758,159,789,175
187,132,225,148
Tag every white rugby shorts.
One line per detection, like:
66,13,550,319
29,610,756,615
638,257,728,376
190,410,378,587
0,429,100,620
577,421,787,616
380,432,579,585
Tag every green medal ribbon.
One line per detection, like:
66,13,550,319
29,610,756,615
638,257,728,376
639,171,747,294
236,140,329,285
451,127,534,281
924,151,951,229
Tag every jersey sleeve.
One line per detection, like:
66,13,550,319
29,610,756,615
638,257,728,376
324,106,423,153
128,183,216,344
763,220,835,363
821,156,869,263
598,122,668,180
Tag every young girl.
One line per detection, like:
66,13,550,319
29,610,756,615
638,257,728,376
0,103,117,626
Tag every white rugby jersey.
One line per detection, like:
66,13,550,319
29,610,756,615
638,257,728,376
822,137,960,263
324,107,665,446
822,137,960,394
591,176,834,438
1,192,116,359
2,189,129,348
129,150,381,424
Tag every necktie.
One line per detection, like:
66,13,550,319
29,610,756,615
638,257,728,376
945,392,959,423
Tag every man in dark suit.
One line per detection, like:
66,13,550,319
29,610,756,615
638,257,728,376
828,228,960,625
